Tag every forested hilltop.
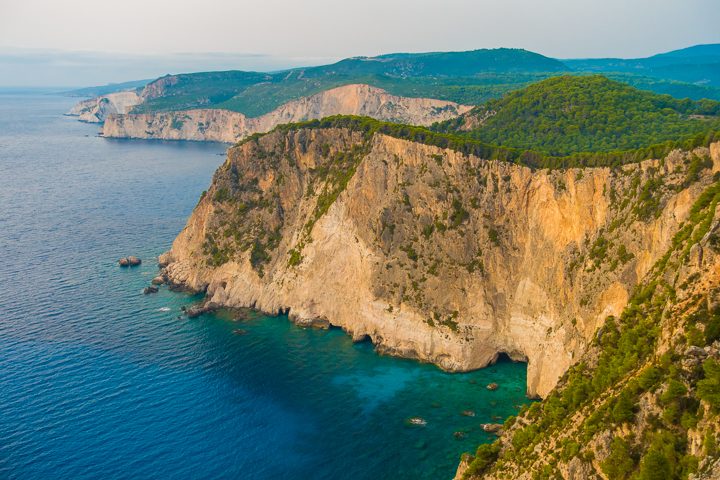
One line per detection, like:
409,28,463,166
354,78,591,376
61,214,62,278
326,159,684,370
435,76,720,156
129,48,565,117
99,45,720,119
238,74,720,170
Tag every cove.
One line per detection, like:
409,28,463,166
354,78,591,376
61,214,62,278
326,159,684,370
0,93,530,480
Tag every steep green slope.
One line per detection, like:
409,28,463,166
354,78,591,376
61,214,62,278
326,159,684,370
132,71,271,113
461,176,720,479
436,75,720,156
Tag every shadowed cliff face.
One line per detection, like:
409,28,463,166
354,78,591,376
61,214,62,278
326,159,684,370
159,127,720,398
100,84,471,142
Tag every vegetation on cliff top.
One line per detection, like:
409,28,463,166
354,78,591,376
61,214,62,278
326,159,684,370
240,112,720,170
434,75,720,156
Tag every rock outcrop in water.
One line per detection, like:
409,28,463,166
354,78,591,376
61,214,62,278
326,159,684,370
158,123,720,399
118,256,142,267
98,84,471,143
66,91,142,123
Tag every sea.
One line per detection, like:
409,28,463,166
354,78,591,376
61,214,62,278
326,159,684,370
0,92,529,480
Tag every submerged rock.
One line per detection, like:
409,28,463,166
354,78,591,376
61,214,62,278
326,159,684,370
143,286,159,294
461,410,476,417
185,303,215,318
486,382,499,391
232,329,249,335
406,417,427,426
453,431,467,440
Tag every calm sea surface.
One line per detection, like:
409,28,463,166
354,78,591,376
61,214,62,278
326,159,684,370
0,94,529,480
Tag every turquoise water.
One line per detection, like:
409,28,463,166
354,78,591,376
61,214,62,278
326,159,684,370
0,93,530,479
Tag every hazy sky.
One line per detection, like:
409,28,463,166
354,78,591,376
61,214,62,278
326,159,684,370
1,0,718,87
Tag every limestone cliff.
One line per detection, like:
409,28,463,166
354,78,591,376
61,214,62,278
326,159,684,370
66,91,142,123
101,84,471,142
158,123,720,399
456,152,720,479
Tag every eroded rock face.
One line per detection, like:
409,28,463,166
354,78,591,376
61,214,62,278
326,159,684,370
101,84,472,142
159,127,720,398
66,91,142,123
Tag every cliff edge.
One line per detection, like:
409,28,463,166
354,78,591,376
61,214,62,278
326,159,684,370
100,84,471,142
158,124,720,398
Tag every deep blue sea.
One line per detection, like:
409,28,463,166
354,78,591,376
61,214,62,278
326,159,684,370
0,94,529,480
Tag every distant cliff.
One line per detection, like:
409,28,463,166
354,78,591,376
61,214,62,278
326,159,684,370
66,91,142,123
100,84,472,142
158,121,720,400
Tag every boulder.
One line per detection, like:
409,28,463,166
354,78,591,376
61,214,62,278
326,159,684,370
118,256,141,267
151,276,165,285
481,423,503,433
486,382,499,391
143,286,159,295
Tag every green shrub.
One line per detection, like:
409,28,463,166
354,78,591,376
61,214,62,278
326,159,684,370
463,442,501,477
610,390,637,424
601,437,636,480
449,199,470,228
697,359,720,412
637,432,677,480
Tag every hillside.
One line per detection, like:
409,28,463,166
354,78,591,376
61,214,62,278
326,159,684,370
565,44,720,88
62,78,150,97
129,48,566,117
436,76,720,156
302,48,567,77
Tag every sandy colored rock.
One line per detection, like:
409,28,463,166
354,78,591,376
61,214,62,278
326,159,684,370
101,84,471,142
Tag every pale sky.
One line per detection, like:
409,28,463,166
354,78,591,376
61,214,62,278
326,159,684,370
0,0,718,87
